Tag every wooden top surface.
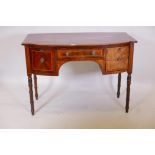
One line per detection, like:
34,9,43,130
22,32,137,46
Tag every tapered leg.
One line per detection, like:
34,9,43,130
33,74,38,100
126,74,131,113
28,74,35,115
117,73,121,98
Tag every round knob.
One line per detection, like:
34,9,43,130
92,51,96,56
65,52,70,56
40,57,45,64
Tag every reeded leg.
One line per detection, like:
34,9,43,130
126,74,131,113
117,73,121,98
28,74,35,115
33,74,38,100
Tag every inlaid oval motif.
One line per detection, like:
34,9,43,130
40,57,45,64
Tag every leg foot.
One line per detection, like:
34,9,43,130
117,73,121,98
28,75,35,115
34,74,38,100
125,74,131,113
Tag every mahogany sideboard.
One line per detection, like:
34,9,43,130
22,33,137,115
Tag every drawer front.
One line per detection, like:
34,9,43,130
57,49,103,58
31,48,55,72
105,46,129,72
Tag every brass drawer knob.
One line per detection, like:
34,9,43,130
40,57,45,64
65,52,70,56
92,51,96,56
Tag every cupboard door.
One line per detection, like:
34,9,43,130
31,48,55,72
105,46,129,72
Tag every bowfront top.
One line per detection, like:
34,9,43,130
22,32,137,46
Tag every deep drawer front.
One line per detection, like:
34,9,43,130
57,49,103,58
31,48,55,72
105,46,129,72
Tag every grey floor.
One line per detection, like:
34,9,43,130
0,72,155,129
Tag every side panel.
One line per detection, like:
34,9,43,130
24,45,31,75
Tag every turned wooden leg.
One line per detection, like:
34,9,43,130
126,74,131,113
117,73,121,98
28,74,35,115
33,74,38,100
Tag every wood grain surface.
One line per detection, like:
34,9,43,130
22,33,137,115
22,32,137,46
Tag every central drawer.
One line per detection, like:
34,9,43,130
57,48,103,59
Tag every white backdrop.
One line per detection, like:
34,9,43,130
0,26,155,128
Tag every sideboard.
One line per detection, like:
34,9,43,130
22,33,137,115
